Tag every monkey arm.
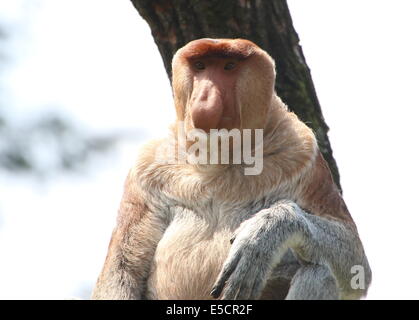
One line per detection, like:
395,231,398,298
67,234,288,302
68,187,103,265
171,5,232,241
211,200,371,300
290,206,371,299
91,174,167,300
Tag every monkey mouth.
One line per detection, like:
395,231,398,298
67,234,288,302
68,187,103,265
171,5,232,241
221,116,232,120
216,117,237,130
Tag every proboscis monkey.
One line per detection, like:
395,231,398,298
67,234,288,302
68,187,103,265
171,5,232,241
92,38,371,300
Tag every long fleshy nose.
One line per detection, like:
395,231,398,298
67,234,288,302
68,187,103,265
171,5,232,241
190,79,224,132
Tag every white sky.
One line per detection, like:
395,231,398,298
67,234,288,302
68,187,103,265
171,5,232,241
0,0,418,299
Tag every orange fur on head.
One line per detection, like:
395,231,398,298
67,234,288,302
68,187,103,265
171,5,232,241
177,38,257,61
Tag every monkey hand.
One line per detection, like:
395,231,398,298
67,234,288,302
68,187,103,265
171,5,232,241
210,200,309,300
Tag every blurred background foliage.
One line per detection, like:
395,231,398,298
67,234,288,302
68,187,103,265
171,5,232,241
0,23,118,178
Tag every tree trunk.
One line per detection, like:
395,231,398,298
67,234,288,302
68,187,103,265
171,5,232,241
130,0,341,190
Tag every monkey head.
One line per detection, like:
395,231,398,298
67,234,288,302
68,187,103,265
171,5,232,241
172,38,276,133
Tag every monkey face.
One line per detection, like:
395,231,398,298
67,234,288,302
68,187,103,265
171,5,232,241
172,38,276,133
188,56,241,132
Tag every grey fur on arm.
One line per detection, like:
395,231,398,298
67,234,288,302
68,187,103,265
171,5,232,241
211,200,371,300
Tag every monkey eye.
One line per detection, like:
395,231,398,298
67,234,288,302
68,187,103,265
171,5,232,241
194,61,205,70
224,62,236,70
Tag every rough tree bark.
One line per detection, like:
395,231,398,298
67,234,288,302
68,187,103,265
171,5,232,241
130,0,341,190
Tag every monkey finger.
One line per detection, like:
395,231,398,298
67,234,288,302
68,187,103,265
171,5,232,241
224,276,254,300
246,271,267,300
222,246,272,300
220,259,263,300
218,253,255,299
210,252,242,298
235,272,265,300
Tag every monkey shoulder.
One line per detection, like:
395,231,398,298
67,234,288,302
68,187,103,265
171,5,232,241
293,152,355,225
128,138,173,181
270,110,354,224
118,138,175,210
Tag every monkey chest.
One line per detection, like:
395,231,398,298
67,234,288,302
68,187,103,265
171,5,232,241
146,208,234,299
145,206,298,300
